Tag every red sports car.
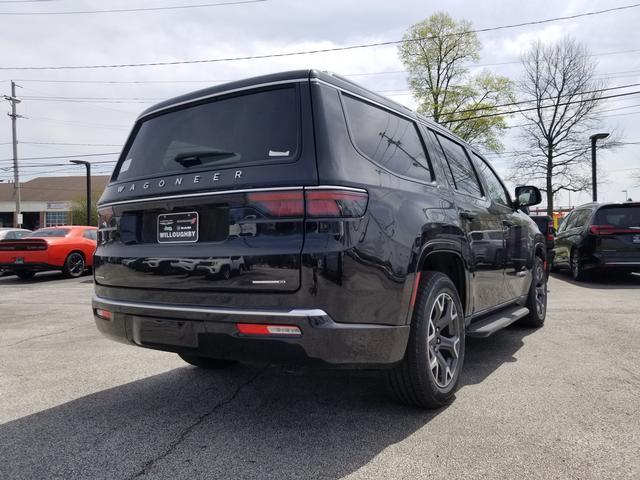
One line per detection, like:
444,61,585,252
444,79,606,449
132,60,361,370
0,226,97,279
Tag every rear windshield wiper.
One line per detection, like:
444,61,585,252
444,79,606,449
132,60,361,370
173,150,239,168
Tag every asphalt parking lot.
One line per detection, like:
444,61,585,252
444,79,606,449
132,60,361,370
1,272,639,480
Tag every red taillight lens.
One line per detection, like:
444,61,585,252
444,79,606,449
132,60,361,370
95,308,113,320
305,189,368,218
247,191,304,217
590,224,638,235
247,188,368,219
236,323,302,336
590,225,615,235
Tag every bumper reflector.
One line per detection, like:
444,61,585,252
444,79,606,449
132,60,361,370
236,323,302,336
95,308,113,320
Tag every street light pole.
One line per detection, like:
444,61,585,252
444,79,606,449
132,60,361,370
70,160,91,226
589,132,610,202
622,190,628,201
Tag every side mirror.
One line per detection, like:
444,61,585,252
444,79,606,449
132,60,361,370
515,185,542,209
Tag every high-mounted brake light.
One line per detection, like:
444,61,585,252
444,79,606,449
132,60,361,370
236,323,302,336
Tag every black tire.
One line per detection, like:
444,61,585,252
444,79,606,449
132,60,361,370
15,271,36,280
62,252,85,278
386,271,465,409
178,354,236,370
570,248,586,281
520,256,547,328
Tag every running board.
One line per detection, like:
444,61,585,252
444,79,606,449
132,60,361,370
466,306,530,338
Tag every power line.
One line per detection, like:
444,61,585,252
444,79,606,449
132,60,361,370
1,4,639,70
446,90,640,122
7,49,640,84
18,141,122,147
28,115,130,130
0,0,267,15
0,152,118,162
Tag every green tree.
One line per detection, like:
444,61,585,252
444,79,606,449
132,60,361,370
399,12,514,151
71,193,100,226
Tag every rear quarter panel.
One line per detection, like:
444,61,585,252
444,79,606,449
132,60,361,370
309,82,465,325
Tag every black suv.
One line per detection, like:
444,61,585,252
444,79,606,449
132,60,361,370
552,201,640,280
93,70,547,408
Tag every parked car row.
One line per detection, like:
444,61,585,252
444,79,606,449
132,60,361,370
529,201,640,281
0,226,97,279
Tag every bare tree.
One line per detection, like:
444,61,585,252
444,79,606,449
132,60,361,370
510,37,614,215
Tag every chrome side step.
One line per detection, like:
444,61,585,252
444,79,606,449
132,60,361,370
466,306,530,338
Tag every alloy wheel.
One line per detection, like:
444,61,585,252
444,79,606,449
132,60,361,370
534,260,547,318
427,293,461,389
67,253,85,276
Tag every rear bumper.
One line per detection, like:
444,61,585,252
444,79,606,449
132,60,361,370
584,254,640,271
92,295,410,367
0,262,58,273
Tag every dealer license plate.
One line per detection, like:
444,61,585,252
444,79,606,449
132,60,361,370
157,212,199,244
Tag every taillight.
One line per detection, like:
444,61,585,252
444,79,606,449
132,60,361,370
98,206,114,229
305,189,368,218
590,225,638,235
95,308,113,320
97,206,116,245
236,323,302,336
247,191,304,217
546,223,554,241
247,188,368,218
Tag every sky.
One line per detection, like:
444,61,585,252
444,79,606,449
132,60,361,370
0,0,639,207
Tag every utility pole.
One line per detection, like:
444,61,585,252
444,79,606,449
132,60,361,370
4,81,23,227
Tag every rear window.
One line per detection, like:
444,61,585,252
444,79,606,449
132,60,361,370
28,228,70,237
595,205,640,227
115,86,299,181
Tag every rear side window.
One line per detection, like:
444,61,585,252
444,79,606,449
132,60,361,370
595,205,640,227
572,210,592,228
27,228,69,237
471,153,510,207
115,86,299,181
434,133,483,197
342,94,433,182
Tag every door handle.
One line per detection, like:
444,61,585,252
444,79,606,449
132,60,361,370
459,210,476,221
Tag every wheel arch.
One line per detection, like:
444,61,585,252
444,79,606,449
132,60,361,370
406,246,469,324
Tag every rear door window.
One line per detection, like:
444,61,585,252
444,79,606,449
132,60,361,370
115,86,299,181
341,94,433,182
434,133,483,198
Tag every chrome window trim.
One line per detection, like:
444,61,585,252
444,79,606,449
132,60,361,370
93,295,329,318
138,78,309,120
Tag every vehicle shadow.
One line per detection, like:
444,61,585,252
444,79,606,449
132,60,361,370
0,271,92,285
550,271,640,289
0,327,535,480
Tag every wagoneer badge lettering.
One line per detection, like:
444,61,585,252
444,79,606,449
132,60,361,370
115,170,243,193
